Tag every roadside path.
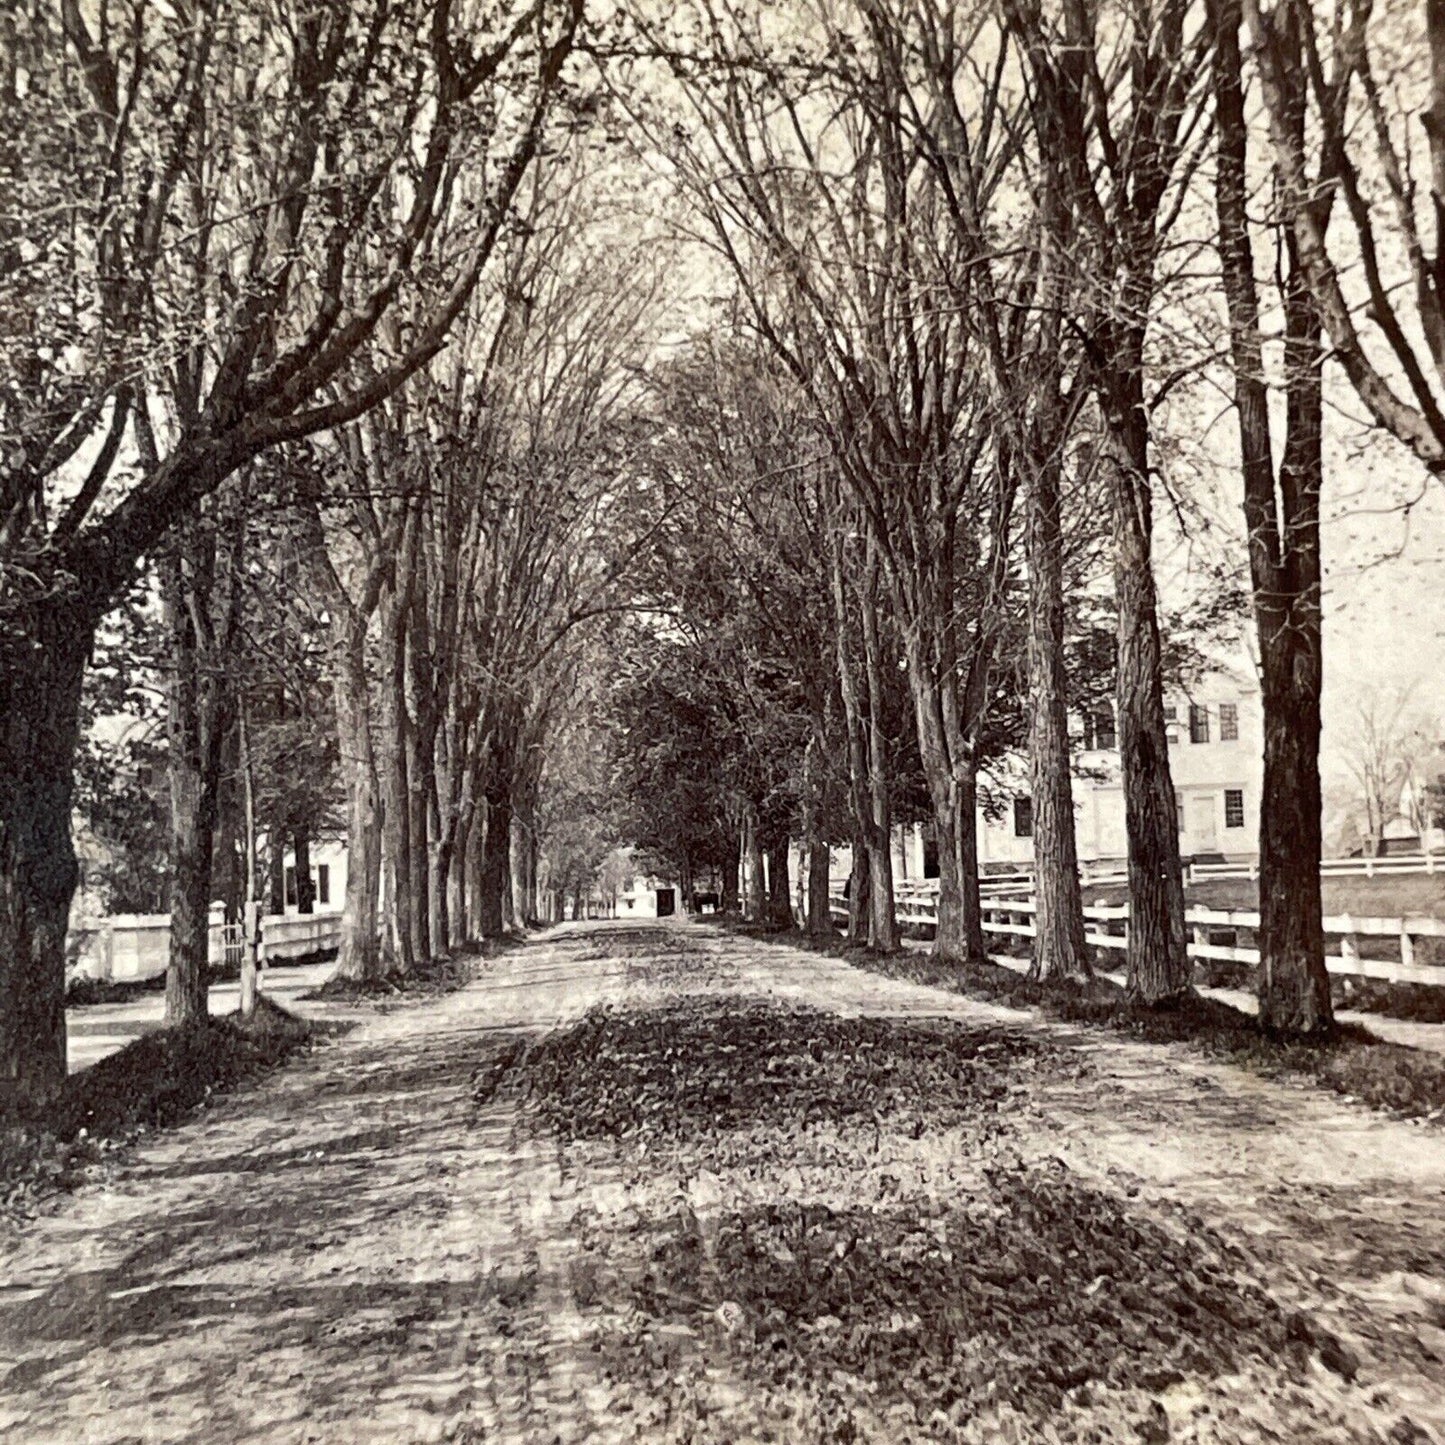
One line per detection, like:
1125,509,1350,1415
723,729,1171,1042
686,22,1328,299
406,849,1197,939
1,921,1442,1442
916,937,1445,1056
66,962,339,1073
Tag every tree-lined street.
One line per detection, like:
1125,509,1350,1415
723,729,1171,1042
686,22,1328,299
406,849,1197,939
10,0,1445,1435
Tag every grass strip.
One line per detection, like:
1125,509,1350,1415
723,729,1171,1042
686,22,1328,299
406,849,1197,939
715,919,1445,1123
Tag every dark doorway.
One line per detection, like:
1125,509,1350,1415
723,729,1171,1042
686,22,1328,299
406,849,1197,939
655,887,676,917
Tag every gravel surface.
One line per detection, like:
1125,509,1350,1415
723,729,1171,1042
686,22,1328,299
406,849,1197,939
0,920,1441,1443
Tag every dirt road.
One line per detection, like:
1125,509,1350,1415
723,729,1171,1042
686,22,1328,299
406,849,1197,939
2,921,1443,1443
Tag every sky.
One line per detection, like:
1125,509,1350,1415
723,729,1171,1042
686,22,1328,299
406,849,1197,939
1153,375,1445,793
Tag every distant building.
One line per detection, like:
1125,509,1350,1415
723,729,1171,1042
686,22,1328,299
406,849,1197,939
840,664,1264,885
279,837,347,914
611,875,679,918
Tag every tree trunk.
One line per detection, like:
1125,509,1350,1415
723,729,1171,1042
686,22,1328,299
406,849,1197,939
331,626,383,982
408,727,433,962
378,593,415,975
466,798,486,941
1255,325,1331,1031
898,602,987,964
1212,0,1332,1034
214,751,243,926
509,817,527,929
802,728,833,936
744,813,765,921
1026,456,1091,983
503,817,521,933
1105,366,1191,1004
379,744,414,974
429,802,450,958
807,838,832,936
267,826,286,916
163,724,225,1024
930,767,986,964
294,831,314,914
720,848,740,914
1257,625,1328,1029
765,838,793,929
860,579,899,953
832,549,879,947
161,545,231,1027
0,611,88,1105
478,788,512,940
847,840,872,944
447,798,471,949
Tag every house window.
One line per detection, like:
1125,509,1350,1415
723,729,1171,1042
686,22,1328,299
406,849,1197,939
1176,792,1185,832
284,866,297,908
315,864,330,906
1224,789,1245,829
1219,703,1239,741
1164,705,1180,744
1013,797,1033,838
1189,704,1210,744
1085,708,1116,751
922,834,940,879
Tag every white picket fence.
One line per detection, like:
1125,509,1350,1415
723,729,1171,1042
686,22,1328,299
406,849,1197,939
71,908,344,982
830,884,1445,987
1190,853,1442,882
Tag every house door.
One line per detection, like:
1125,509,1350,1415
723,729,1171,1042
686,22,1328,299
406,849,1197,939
655,887,675,917
1188,795,1219,852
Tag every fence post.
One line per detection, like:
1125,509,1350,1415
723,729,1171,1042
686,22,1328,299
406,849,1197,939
102,920,115,982
1339,915,1359,973
1401,926,1415,969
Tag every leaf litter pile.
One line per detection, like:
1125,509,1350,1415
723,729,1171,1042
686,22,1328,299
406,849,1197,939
497,996,1344,1441
515,997,1070,1144
618,1170,1303,1436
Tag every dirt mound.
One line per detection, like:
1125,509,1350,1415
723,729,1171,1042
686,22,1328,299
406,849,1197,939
514,998,1076,1144
623,1164,1300,1420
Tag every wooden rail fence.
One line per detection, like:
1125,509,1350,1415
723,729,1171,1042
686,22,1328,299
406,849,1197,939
71,909,344,983
830,885,1445,987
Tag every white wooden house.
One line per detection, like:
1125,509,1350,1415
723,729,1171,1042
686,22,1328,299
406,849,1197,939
833,665,1264,887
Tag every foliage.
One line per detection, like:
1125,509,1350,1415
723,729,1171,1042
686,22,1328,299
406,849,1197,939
73,728,171,914
605,631,742,882
72,587,169,913
536,639,629,909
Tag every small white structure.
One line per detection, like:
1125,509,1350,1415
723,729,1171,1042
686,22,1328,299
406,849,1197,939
613,875,680,919
277,836,348,914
